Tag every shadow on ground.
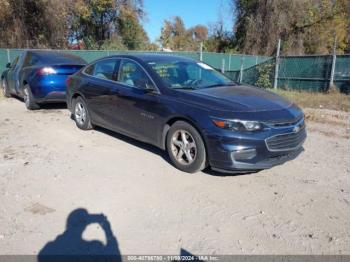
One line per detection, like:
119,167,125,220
95,126,258,177
86,126,263,177
12,96,67,110
38,208,121,262
38,208,202,262
95,126,171,165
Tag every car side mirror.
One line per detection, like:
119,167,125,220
6,63,11,68
136,78,156,92
145,83,156,92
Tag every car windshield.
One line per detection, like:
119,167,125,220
147,59,235,90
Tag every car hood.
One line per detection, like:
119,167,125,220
178,85,293,113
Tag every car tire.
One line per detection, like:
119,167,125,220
166,121,207,173
2,79,11,98
23,85,40,110
73,96,94,130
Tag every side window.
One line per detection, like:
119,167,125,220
11,56,19,69
118,60,152,89
186,64,201,80
92,59,119,81
23,53,39,67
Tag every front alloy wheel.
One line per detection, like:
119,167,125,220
170,130,197,165
166,121,207,173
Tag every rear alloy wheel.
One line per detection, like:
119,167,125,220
23,85,40,110
2,79,11,98
73,97,93,130
166,121,207,173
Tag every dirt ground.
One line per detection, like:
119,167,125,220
0,97,350,255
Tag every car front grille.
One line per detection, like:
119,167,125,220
266,128,306,152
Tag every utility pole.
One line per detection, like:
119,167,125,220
329,0,337,88
273,38,281,89
330,34,337,88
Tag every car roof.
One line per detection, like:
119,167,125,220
106,53,196,63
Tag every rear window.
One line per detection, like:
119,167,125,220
35,52,86,65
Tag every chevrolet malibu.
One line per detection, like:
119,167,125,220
66,54,306,173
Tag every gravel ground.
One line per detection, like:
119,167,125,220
0,97,350,255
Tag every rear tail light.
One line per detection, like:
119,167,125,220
38,67,57,75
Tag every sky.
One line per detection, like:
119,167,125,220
143,0,233,42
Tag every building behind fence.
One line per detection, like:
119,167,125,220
0,49,349,93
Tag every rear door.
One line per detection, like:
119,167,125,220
81,58,122,129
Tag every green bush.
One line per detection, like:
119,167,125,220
255,63,274,89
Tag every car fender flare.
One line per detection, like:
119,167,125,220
161,115,207,151
70,91,87,111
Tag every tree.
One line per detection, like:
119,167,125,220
204,21,236,53
0,0,72,48
159,16,209,51
69,0,148,49
117,7,150,50
159,16,188,50
232,0,350,55
0,0,150,50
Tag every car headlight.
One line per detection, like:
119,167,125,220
212,118,264,131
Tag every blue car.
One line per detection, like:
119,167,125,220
66,54,306,173
1,50,86,109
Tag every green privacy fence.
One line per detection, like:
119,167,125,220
1,48,349,93
0,48,268,76
226,55,350,93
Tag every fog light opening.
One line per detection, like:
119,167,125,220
233,148,257,161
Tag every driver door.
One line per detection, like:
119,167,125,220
111,59,167,144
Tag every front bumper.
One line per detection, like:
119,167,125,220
205,119,307,172
211,147,304,173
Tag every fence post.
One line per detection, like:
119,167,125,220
330,35,337,88
199,42,203,61
239,57,244,83
221,58,225,73
7,49,10,63
228,54,231,71
273,38,281,89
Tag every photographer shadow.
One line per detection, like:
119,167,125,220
38,208,121,262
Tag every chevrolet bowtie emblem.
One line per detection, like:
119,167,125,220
293,125,301,133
